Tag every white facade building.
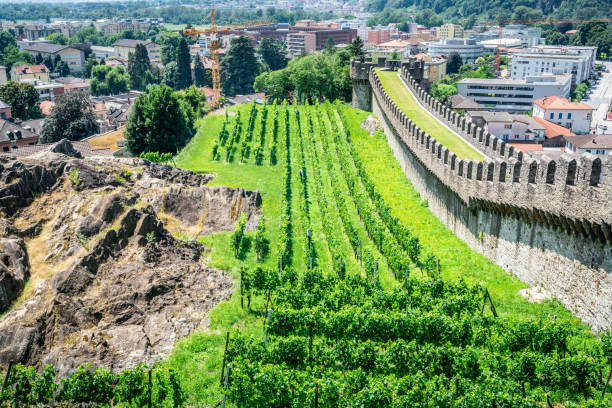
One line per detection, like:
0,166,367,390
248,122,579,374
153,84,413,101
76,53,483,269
510,46,597,84
427,38,484,63
457,74,572,112
565,134,612,155
466,111,545,142
532,96,593,134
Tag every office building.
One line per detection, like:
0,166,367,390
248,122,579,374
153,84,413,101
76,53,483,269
427,38,484,64
457,74,572,112
437,24,464,39
510,46,597,84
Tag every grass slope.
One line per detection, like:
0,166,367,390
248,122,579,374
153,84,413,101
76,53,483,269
375,69,484,161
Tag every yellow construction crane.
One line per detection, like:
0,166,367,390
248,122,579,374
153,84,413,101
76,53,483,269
183,11,274,107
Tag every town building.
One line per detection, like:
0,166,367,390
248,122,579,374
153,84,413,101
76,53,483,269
0,66,7,84
198,34,237,57
113,40,161,63
368,29,391,45
437,24,464,39
0,101,11,120
286,28,357,55
427,38,484,64
510,46,596,85
91,46,116,61
22,24,61,41
20,79,65,102
448,94,483,111
531,116,576,148
287,32,317,55
466,111,545,143
457,74,572,112
565,133,612,155
10,64,50,82
23,43,86,74
0,119,39,152
414,53,447,83
532,96,593,134
470,25,541,48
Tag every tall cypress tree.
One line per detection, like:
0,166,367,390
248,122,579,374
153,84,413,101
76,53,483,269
220,35,259,96
174,37,192,90
128,44,151,91
193,55,206,87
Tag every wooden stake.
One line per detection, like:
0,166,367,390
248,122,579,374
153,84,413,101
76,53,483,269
220,331,230,386
265,288,271,316
601,357,612,399
1,361,13,398
147,369,152,408
546,394,553,408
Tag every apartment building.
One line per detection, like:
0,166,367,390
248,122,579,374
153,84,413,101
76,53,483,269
457,74,572,112
10,64,50,82
532,96,593,134
287,32,317,55
427,38,484,63
466,111,545,143
414,53,447,83
565,134,612,155
113,39,161,63
23,43,86,74
510,46,597,84
437,24,464,39
22,24,61,41
368,29,391,45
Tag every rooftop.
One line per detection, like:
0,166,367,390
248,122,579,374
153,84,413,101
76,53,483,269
12,64,50,75
449,94,483,110
532,116,576,139
0,119,39,143
378,40,414,49
23,43,68,54
113,39,157,48
565,133,612,149
507,141,543,152
459,74,571,86
533,96,593,111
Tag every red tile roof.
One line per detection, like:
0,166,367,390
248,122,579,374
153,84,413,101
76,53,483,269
13,64,50,75
507,142,543,152
39,100,55,116
532,116,576,139
533,96,593,111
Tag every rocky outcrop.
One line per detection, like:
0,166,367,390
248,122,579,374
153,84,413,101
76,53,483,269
0,141,261,376
0,237,29,312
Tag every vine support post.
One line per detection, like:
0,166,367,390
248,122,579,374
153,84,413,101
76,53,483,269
221,364,230,408
436,259,440,278
1,361,14,400
308,322,314,367
314,382,319,408
265,289,271,316
240,270,244,309
147,368,152,408
264,309,272,347
601,357,612,399
404,264,409,288
220,331,230,386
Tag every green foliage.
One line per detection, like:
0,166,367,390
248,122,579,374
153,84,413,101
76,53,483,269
193,55,208,87
68,168,81,186
254,215,269,261
254,69,295,101
231,212,249,258
347,35,366,61
446,52,462,74
139,151,173,162
431,82,457,102
90,64,129,96
571,80,591,102
258,37,288,71
128,43,154,91
46,32,69,45
1,363,184,407
220,35,261,96
40,91,99,143
174,37,192,90
125,84,195,155
159,31,183,66
0,81,39,120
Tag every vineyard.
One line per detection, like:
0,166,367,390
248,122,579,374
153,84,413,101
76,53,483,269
2,101,610,407
172,101,611,407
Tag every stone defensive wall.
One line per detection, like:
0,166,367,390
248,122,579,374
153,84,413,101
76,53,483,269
350,58,612,331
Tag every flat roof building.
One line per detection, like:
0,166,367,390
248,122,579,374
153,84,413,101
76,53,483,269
457,74,572,112
427,38,484,64
510,46,597,84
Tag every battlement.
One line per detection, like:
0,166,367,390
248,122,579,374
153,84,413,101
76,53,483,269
367,68,612,242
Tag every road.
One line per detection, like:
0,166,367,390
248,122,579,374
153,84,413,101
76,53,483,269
585,61,612,133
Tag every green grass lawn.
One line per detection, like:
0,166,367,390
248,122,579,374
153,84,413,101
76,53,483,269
375,69,485,162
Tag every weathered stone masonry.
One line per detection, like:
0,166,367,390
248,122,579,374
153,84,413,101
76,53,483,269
351,59,612,331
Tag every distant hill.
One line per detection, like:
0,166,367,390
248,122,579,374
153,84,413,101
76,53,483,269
365,0,612,27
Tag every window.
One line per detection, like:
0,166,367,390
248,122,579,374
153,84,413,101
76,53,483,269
502,134,509,140
558,113,563,119
504,124,512,129
567,113,572,119
549,112,554,119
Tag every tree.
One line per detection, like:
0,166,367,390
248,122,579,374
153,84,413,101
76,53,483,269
0,31,16,54
347,36,365,61
324,36,336,53
47,33,69,45
162,61,177,89
34,53,44,64
546,31,569,45
2,45,33,72
193,55,206,87
253,69,295,101
83,56,99,78
40,92,99,143
159,32,182,66
54,60,70,77
125,84,194,155
90,65,129,96
128,44,152,91
174,37,192,90
0,81,39,120
220,35,260,96
258,38,288,71
431,82,457,102
446,52,462,74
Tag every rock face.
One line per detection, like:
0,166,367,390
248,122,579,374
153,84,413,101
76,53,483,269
0,141,261,376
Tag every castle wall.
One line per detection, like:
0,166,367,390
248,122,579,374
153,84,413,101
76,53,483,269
361,62,612,331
